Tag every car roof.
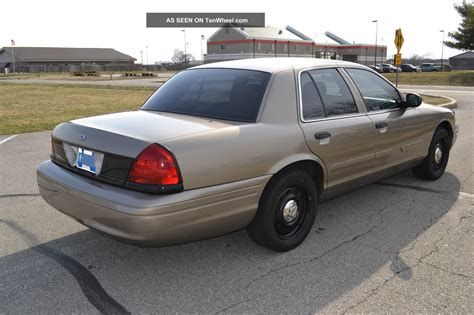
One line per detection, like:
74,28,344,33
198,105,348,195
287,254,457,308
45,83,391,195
192,57,362,73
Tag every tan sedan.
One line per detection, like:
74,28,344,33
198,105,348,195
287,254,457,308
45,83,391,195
37,58,458,251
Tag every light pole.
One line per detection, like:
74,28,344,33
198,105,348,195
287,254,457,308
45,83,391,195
182,30,187,68
200,35,204,63
10,39,16,73
140,50,143,65
146,46,149,65
372,20,378,66
440,30,445,70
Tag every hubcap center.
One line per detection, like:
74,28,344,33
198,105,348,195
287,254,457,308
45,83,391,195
283,199,299,222
434,146,443,164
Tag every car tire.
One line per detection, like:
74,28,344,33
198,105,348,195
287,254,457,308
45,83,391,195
247,168,318,252
412,128,452,180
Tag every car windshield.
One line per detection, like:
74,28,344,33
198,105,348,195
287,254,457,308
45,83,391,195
141,68,271,122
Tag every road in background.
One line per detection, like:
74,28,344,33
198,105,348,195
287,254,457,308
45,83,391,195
400,85,474,104
0,86,472,313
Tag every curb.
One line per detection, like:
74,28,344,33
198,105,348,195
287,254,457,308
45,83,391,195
421,93,457,109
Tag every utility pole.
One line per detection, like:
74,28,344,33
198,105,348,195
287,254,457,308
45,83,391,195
182,30,187,68
440,30,445,70
140,50,143,65
372,20,378,66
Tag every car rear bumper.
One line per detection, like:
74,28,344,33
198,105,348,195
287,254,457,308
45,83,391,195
37,160,270,246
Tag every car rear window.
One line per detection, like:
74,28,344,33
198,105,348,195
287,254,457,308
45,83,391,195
141,68,271,122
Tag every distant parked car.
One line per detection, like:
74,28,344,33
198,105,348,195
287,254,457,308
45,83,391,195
420,63,436,72
433,64,442,72
401,64,420,72
368,64,382,72
434,64,452,72
381,64,399,73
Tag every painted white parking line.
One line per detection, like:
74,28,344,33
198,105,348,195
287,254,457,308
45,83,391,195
0,135,17,145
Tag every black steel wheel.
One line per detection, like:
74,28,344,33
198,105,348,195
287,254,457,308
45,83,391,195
413,127,452,180
247,168,318,252
273,186,308,239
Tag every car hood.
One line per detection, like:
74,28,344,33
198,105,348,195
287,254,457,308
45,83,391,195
52,110,239,158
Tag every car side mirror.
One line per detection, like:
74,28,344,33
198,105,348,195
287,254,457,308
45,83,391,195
404,93,422,108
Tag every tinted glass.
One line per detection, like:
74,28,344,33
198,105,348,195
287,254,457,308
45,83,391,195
308,69,358,116
300,72,325,120
141,69,271,122
345,68,401,111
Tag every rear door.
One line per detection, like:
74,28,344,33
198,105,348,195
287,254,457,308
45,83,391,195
343,67,429,169
298,68,375,189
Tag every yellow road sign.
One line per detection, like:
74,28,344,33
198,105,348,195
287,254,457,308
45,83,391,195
395,53,402,66
394,29,404,53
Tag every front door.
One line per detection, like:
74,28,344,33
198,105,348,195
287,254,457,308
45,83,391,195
342,68,429,170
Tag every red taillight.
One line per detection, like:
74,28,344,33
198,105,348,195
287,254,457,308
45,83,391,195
127,144,181,186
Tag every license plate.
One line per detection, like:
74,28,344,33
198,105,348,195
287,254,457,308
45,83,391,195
75,147,97,174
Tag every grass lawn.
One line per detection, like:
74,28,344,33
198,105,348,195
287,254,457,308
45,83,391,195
0,83,155,135
383,70,474,86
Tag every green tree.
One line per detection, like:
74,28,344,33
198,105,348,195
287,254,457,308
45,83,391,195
445,0,474,51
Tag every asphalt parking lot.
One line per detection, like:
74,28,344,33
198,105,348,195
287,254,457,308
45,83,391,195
0,86,473,313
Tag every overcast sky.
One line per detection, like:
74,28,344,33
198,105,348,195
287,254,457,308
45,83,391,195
1,0,465,63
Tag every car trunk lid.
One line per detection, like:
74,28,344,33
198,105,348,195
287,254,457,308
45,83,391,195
51,110,237,191
53,110,235,158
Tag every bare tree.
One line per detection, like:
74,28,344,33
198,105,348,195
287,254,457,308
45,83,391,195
171,49,195,64
172,49,184,63
406,54,424,66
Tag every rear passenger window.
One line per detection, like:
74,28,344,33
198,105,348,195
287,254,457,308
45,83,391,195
300,72,325,120
308,69,358,117
345,68,401,111
142,68,270,122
